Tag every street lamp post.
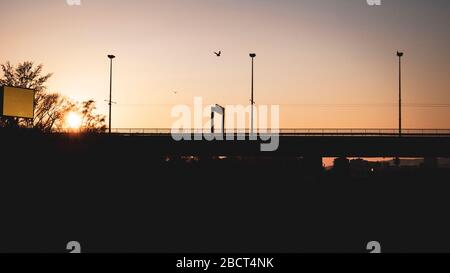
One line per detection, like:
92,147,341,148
397,51,403,137
394,51,404,168
107,54,116,134
249,53,256,135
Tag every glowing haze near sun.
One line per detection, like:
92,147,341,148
0,0,449,129
67,112,82,129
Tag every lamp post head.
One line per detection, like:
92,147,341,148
249,53,256,58
108,55,116,59
397,51,404,57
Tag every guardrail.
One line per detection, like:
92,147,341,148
100,128,450,136
4,127,450,137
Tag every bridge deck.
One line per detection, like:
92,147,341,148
2,128,450,157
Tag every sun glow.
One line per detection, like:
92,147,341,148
67,112,82,129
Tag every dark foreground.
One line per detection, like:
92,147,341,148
1,131,450,253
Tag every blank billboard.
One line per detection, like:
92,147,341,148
0,86,35,119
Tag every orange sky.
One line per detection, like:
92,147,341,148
1,0,449,129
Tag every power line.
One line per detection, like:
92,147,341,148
113,102,450,108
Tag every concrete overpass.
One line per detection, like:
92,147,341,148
9,128,447,158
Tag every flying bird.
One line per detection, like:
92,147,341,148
214,51,221,57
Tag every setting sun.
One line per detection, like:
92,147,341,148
67,112,82,129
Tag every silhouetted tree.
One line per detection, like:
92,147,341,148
0,61,105,132
34,93,76,132
0,61,52,91
0,61,66,130
78,100,107,132
332,157,350,176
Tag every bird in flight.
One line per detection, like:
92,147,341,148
214,51,221,57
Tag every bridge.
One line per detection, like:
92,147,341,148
22,128,446,158
3,128,450,158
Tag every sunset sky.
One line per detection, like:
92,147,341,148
1,0,449,129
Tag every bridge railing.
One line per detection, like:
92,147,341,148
105,128,450,136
